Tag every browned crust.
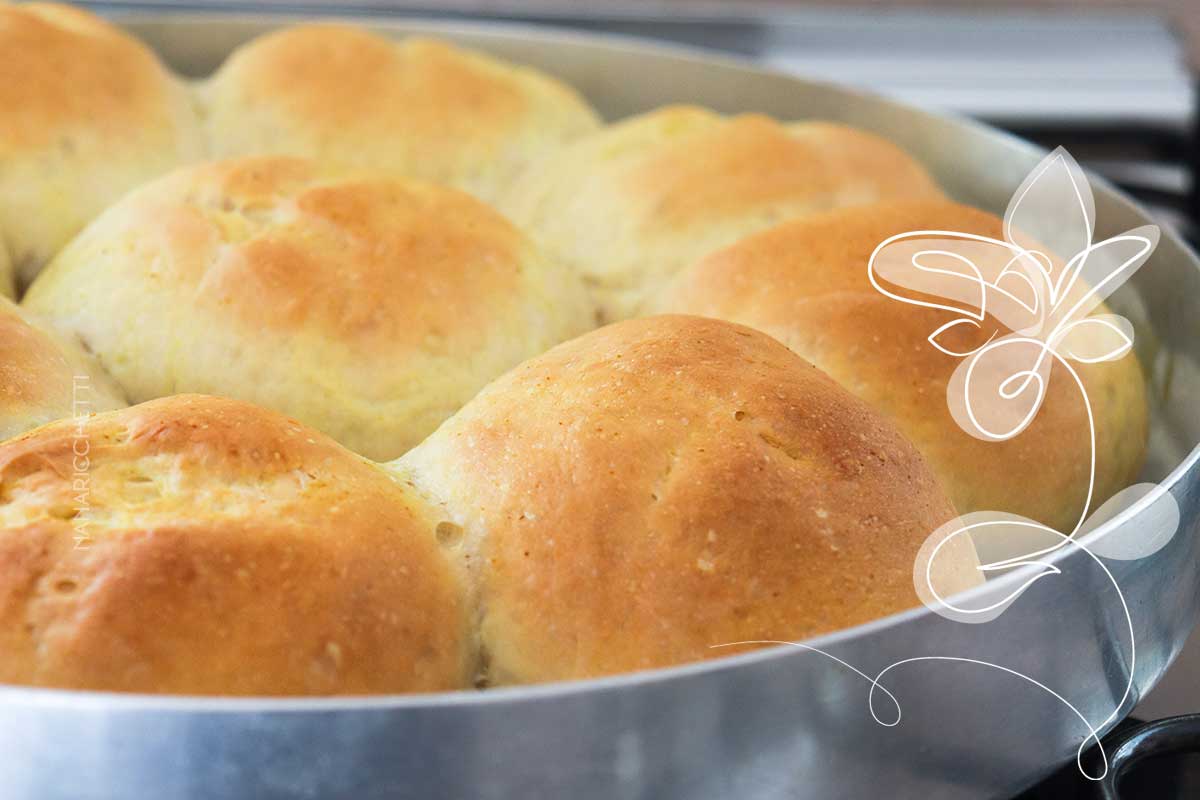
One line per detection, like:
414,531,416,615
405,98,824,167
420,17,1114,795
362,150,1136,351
625,115,943,228
402,316,978,684
654,201,1149,530
214,27,529,143
0,3,180,151
203,26,600,199
0,395,474,695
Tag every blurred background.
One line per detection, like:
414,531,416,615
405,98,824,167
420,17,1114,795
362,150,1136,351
93,0,1199,239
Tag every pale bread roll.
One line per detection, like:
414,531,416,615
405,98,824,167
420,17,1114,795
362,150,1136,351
0,2,204,287
0,297,126,443
502,105,943,321
0,235,12,298
200,24,601,203
24,156,596,460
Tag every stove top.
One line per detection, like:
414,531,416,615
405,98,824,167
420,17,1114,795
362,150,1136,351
1015,716,1200,799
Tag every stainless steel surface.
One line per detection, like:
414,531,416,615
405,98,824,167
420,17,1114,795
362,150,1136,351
2,14,1199,800
86,1,1198,129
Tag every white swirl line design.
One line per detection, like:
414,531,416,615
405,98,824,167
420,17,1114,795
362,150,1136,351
712,642,1108,778
712,147,1180,781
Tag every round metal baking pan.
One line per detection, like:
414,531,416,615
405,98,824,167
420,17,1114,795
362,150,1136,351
1,13,1197,800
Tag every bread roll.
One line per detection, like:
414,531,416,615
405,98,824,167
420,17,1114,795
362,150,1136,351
0,297,125,443
396,315,980,685
201,24,600,203
0,3,204,287
652,201,1148,532
502,105,943,321
0,234,13,298
0,394,473,695
24,156,595,461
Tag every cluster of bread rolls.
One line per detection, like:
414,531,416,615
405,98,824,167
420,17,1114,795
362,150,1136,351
0,4,1146,695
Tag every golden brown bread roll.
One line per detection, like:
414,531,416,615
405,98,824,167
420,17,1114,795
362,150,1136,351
23,156,595,461
0,297,125,442
0,2,204,288
501,105,944,321
396,315,981,685
651,201,1148,532
0,394,473,695
200,24,601,203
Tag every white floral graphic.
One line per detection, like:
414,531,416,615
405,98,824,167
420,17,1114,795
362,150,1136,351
717,149,1181,782
867,147,1181,777
868,147,1178,617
